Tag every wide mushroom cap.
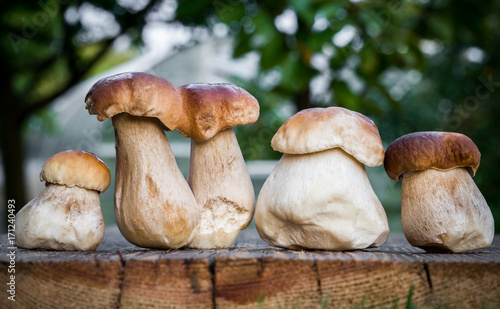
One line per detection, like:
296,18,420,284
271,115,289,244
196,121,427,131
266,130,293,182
384,131,481,181
178,83,259,142
85,72,184,131
271,107,385,167
40,150,111,193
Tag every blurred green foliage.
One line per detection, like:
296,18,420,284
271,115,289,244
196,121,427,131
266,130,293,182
177,0,500,229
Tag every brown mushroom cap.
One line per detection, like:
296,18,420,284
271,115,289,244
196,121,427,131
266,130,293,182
85,72,185,131
40,150,111,193
178,83,259,142
271,107,385,167
384,131,481,181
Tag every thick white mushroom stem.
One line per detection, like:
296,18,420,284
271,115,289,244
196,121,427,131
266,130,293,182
112,113,199,249
15,184,104,251
401,168,494,253
187,128,255,249
255,148,389,251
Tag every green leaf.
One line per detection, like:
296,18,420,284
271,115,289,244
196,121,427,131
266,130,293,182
306,30,335,52
280,53,315,92
333,80,359,109
428,14,454,42
260,35,284,71
217,2,246,24
359,45,379,75
176,0,215,24
252,10,278,41
234,31,252,58
318,3,345,20
289,0,314,26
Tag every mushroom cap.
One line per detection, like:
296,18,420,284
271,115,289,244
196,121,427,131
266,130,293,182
270,107,385,167
384,131,481,181
85,72,184,131
178,83,259,142
40,150,111,193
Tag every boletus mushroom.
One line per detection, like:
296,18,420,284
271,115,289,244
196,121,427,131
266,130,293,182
255,107,389,250
85,72,199,249
384,131,494,253
179,83,259,248
16,150,110,251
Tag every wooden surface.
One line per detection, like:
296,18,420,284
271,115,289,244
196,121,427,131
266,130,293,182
1,227,499,308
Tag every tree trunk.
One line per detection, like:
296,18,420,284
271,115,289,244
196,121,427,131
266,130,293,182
295,88,311,111
1,114,26,225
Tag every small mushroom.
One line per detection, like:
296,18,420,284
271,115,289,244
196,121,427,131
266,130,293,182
255,107,389,250
178,83,259,248
85,72,199,249
15,150,110,251
384,131,494,253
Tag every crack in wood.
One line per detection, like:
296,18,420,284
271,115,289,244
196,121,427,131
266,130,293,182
423,262,433,290
313,258,323,306
93,253,100,269
257,256,263,279
116,250,125,309
209,258,216,309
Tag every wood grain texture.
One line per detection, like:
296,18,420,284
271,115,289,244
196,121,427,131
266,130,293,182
215,255,321,308
318,253,431,308
120,254,212,308
1,252,123,308
1,227,499,308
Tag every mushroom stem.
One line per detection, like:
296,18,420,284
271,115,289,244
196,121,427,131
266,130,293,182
112,113,199,249
255,148,389,250
401,168,494,253
16,184,104,251
187,128,255,248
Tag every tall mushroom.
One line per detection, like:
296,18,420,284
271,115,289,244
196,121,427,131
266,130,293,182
16,150,110,251
178,83,259,248
85,72,199,249
384,131,494,252
255,107,389,250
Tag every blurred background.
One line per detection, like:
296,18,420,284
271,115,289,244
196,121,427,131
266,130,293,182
1,0,499,233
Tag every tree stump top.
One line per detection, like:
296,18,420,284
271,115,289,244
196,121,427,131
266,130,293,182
1,227,499,308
